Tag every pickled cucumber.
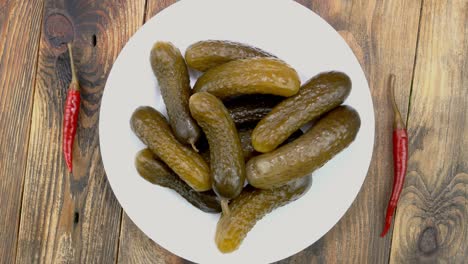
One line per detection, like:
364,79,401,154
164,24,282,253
193,58,301,98
135,149,221,213
247,106,361,189
199,129,255,163
252,71,352,153
131,106,211,191
200,128,260,163
215,176,312,253
150,41,201,148
185,40,275,71
239,128,304,161
224,95,284,127
189,92,246,210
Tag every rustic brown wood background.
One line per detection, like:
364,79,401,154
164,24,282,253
0,0,466,263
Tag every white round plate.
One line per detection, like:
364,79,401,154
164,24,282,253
100,0,374,263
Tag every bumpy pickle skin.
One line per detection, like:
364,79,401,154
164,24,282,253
189,92,246,204
247,106,361,189
252,71,352,153
215,176,312,253
238,128,304,161
130,106,211,192
193,57,301,98
185,40,276,71
201,128,304,163
224,94,284,127
150,41,201,148
135,149,221,213
201,129,259,163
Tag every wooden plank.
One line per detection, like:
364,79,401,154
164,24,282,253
0,0,45,262
389,0,467,262
116,1,184,263
276,1,423,263
15,0,146,263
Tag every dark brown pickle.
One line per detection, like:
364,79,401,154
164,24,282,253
185,40,276,71
135,149,221,213
224,94,284,127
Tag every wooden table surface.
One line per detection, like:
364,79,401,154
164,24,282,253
0,0,466,263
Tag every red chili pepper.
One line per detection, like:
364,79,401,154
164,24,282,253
380,74,408,237
63,43,81,172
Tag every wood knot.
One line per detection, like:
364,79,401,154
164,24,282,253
92,34,97,47
45,13,74,48
418,226,438,255
73,212,79,224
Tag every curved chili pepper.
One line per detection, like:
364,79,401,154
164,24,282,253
380,74,408,237
63,43,80,172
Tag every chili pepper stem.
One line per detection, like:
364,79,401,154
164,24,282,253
389,74,405,129
221,199,230,216
67,43,79,90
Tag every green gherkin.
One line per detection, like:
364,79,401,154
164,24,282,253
247,106,361,189
130,106,211,192
189,92,246,214
215,176,312,253
252,71,352,153
150,41,201,148
193,57,301,98
201,127,304,164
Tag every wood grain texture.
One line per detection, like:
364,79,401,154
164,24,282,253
276,1,423,263
145,0,178,22
389,0,468,263
118,213,187,264
116,1,186,263
0,0,44,263
15,0,145,263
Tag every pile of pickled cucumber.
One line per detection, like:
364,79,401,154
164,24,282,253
131,40,361,253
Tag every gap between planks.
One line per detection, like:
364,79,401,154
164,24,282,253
405,0,425,127
385,1,425,263
113,210,124,264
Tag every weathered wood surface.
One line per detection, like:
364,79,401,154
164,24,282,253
15,0,145,263
389,0,467,263
0,0,45,263
0,0,466,263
